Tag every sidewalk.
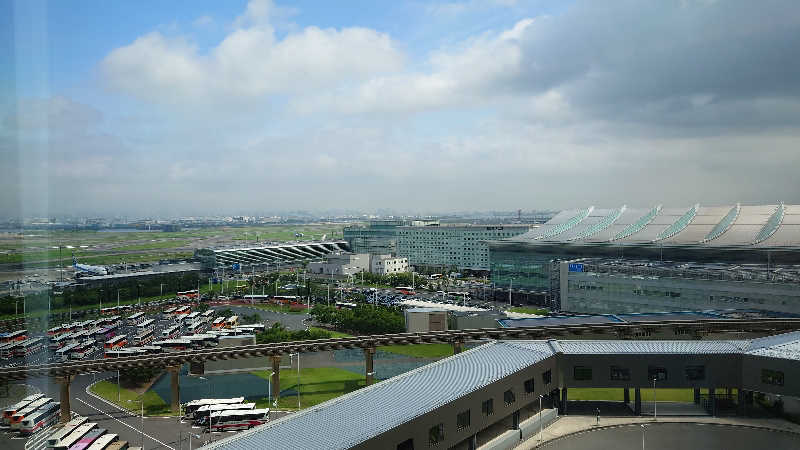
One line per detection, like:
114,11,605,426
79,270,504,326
513,415,800,449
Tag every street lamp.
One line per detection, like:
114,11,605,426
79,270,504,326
198,376,212,397
126,398,144,449
538,394,544,442
653,376,657,421
641,424,646,450
267,371,275,407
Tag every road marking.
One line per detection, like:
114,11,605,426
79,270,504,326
74,397,175,450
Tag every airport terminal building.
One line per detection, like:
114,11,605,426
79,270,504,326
489,204,800,314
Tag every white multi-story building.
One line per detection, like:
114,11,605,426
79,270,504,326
370,255,409,275
397,225,529,272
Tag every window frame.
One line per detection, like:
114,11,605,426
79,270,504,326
456,409,470,431
503,389,516,405
610,365,631,381
428,423,444,447
574,365,593,381
481,398,494,416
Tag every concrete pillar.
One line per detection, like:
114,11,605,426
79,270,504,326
623,388,630,404
709,388,716,417
169,366,181,414
468,434,477,450
453,340,463,354
271,356,281,402
561,387,568,415
553,389,561,414
634,388,642,415
738,389,747,416
364,347,376,385
57,375,74,423
694,388,701,404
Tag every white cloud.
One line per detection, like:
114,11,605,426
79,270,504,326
192,15,213,27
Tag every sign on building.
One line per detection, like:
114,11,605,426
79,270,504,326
568,263,584,272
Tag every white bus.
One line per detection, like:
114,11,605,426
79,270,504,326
193,403,255,426
183,397,245,419
209,408,269,432
45,416,88,447
70,340,96,360
3,393,44,425
211,317,226,329
187,321,206,335
137,319,155,330
19,402,60,435
201,310,215,318
183,312,200,324
161,325,180,339
86,433,118,450
134,329,154,346
55,342,80,361
127,312,145,325
49,423,98,450
10,398,52,429
151,339,190,352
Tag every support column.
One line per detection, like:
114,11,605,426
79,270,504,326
364,347,376,385
709,388,716,417
57,375,74,423
271,356,281,402
168,366,181,415
694,388,701,404
553,389,561,414
453,340,464,354
468,434,477,450
738,389,747,416
634,388,642,415
623,388,630,404
561,387,568,415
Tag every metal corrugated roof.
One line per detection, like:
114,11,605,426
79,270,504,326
557,340,749,354
204,341,554,450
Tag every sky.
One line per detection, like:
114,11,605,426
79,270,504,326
2,0,800,218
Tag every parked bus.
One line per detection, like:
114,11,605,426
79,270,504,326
136,319,155,331
151,339,190,352
3,393,44,425
46,416,88,448
94,325,118,342
56,343,80,362
187,321,207,335
183,312,200,323
47,326,65,337
395,286,416,295
10,398,52,429
19,402,60,435
70,340,96,360
234,324,265,334
1,330,27,343
173,306,191,315
225,316,239,328
271,295,299,304
193,403,255,426
105,441,129,450
104,335,127,350
0,341,19,359
14,337,45,357
69,427,106,450
211,317,226,329
208,408,269,432
183,397,245,419
176,290,199,300
335,302,357,310
201,310,215,319
86,433,118,450
49,423,98,450
242,295,270,303
161,325,180,339
134,329,154,346
127,313,145,325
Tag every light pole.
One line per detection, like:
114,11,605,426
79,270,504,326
126,399,144,449
653,377,657,421
538,394,543,442
641,424,646,450
268,371,274,407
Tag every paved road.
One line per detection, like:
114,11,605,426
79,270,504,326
216,305,309,331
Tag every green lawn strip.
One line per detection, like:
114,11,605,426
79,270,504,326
378,343,454,358
112,240,191,251
508,306,549,315
568,388,718,402
251,367,365,410
89,380,172,416
308,327,352,338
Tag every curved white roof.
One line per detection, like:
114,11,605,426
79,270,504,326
505,204,800,249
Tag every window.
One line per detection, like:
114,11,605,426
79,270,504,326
397,439,414,450
610,366,630,381
762,369,784,386
542,370,552,385
574,366,592,381
648,366,667,381
524,378,535,394
504,389,516,405
456,410,470,430
428,424,444,446
685,365,705,381
481,398,494,416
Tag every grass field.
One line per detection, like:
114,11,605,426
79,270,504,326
251,367,365,409
568,388,720,402
378,343,454,358
308,327,353,338
89,379,172,416
508,306,550,315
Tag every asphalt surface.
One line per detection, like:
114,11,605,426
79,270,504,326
540,422,800,450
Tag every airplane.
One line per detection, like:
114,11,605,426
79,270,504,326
73,254,109,276
294,232,304,238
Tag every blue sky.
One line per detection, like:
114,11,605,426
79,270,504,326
2,0,800,217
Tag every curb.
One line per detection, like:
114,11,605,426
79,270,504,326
84,375,160,420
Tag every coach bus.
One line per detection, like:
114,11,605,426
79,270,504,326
69,427,107,450
161,325,180,339
137,319,155,331
3,393,44,425
14,337,45,358
242,294,270,303
19,402,60,435
86,433,118,450
151,339,190,352
95,325,118,342
193,403,255,426
0,341,19,359
395,286,416,295
1,330,27,343
45,416,89,447
134,329,154,346
184,397,245,419
104,335,128,350
55,342,80,362
104,441,130,450
209,408,269,432
177,290,199,300
335,301,357,310
127,312,145,325
70,340,96,360
47,326,65,337
49,422,98,450
201,310,215,319
211,317,226,329
234,324,265,334
9,398,52,429
225,316,239,328
183,312,200,323
173,305,191,315
271,295,299,304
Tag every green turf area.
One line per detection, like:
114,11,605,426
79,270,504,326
251,367,365,409
111,240,190,251
378,343,454,358
568,388,721,402
308,327,352,338
89,380,172,416
508,306,549,315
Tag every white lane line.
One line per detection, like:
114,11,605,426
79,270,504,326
74,397,175,450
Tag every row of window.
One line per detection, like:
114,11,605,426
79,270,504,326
573,365,701,381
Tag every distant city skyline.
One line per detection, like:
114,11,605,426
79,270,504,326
3,0,800,217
